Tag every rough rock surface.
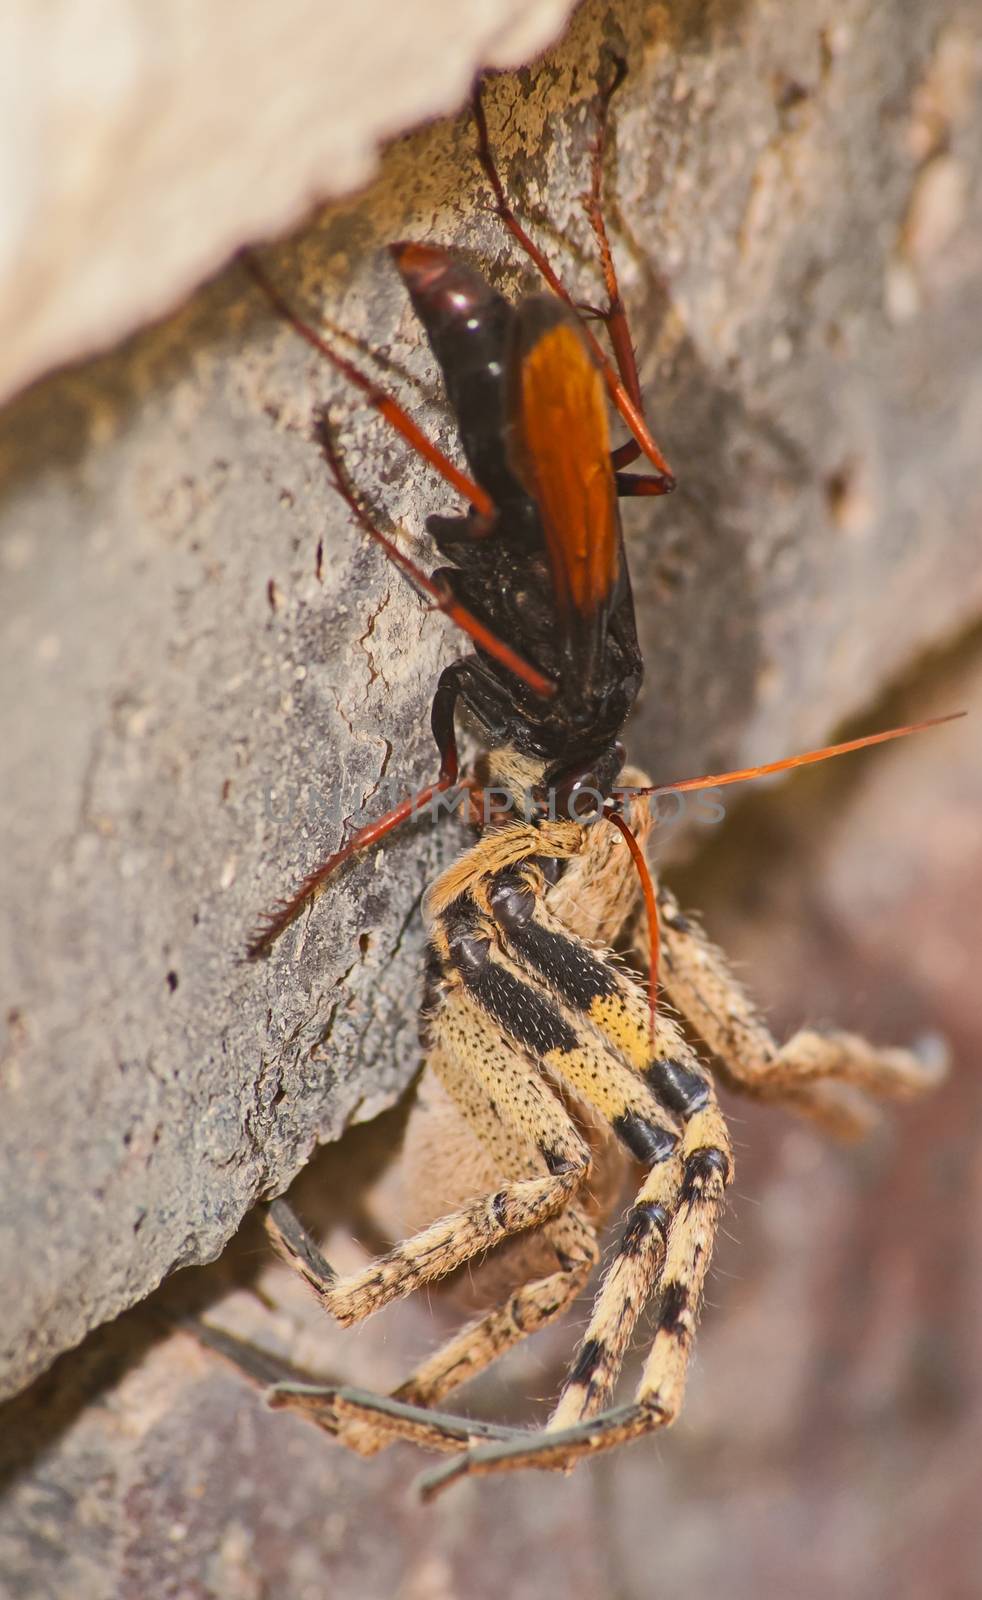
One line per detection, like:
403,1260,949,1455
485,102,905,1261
1,0,980,1438
1,536,979,1600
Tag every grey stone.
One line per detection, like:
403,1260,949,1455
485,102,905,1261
1,0,981,1413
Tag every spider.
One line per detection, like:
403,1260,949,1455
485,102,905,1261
217,57,950,1499
251,773,941,1501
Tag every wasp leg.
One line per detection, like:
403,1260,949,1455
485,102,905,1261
580,52,642,414
243,254,494,521
418,1095,732,1496
244,771,461,959
473,63,673,489
580,54,675,490
614,470,675,498
655,882,947,1138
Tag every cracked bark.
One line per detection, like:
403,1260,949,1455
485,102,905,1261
1,0,981,1415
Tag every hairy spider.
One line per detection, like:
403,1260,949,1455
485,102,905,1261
215,772,941,1500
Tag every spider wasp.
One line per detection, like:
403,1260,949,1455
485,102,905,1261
227,59,955,1497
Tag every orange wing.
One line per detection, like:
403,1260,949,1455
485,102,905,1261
508,304,621,650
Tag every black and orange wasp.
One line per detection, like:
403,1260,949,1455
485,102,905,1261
213,59,955,1497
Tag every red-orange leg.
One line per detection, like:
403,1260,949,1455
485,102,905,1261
581,54,643,414
615,471,676,499
243,251,495,520
246,777,464,960
472,70,674,491
316,418,553,699
581,53,677,490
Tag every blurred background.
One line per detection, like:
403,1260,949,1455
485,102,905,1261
1,0,980,1596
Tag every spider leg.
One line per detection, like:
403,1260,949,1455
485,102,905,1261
274,994,592,1331
269,1386,524,1455
256,987,599,1456
494,880,730,1427
276,859,699,1460
274,1214,595,1461
420,1403,647,1488
264,1195,338,1296
543,1156,678,1432
386,1217,595,1412
547,1090,727,1431
369,1045,601,1433
418,1092,731,1495
278,1053,600,1459
655,881,947,1138
446,858,729,1427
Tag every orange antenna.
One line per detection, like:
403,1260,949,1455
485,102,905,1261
636,712,966,797
604,808,660,1038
